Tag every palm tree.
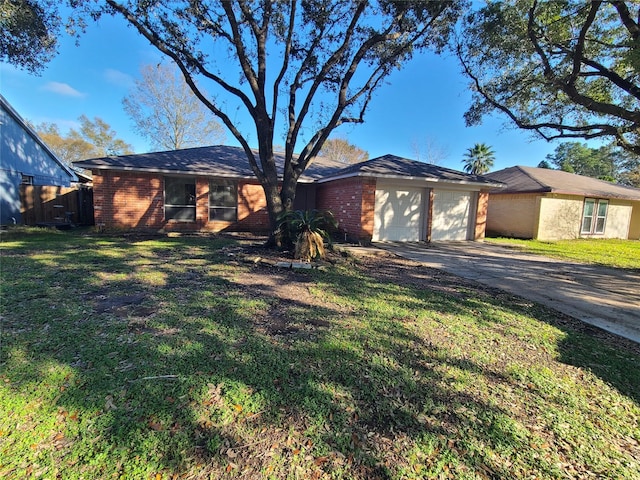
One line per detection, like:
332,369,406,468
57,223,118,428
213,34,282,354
462,143,495,175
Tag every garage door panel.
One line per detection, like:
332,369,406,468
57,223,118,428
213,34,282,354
432,190,471,241
374,187,424,241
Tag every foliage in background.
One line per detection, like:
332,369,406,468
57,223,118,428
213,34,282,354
318,137,369,165
123,63,226,151
462,142,495,175
543,142,640,186
34,115,134,167
457,0,640,156
410,135,450,165
277,209,338,261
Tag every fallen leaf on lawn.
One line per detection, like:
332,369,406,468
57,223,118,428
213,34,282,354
292,448,301,455
105,395,117,410
226,448,237,458
233,404,243,412
226,463,237,473
314,456,329,466
148,420,164,431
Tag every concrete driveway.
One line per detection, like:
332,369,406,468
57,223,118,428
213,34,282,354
377,242,640,344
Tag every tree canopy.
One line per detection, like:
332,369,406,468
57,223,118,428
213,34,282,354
123,63,226,151
462,143,495,175
35,115,134,167
74,0,464,240
0,0,60,73
457,0,640,155
318,137,369,165
544,141,640,186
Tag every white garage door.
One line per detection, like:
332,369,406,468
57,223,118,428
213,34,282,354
373,187,424,241
432,190,472,241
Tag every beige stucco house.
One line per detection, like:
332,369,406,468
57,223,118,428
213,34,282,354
485,166,640,241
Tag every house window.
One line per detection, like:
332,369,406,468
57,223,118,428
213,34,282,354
21,174,34,185
581,198,608,235
164,177,196,221
209,179,237,222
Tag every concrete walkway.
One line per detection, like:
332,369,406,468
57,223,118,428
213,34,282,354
375,242,640,344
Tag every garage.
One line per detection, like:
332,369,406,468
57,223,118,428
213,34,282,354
373,186,425,241
431,190,472,241
313,154,501,243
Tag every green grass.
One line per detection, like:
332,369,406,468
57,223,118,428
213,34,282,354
1,229,639,479
485,237,640,270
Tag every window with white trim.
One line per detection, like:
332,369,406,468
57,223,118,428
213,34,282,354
581,198,608,235
164,177,196,221
209,179,237,221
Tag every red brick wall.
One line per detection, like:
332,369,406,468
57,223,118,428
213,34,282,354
474,191,489,240
92,171,270,233
93,171,164,229
317,177,376,243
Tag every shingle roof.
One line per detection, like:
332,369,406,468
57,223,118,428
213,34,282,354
73,145,344,182
485,166,640,200
74,147,500,187
318,154,503,186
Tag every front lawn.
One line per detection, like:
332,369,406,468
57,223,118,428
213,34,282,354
485,238,640,270
1,230,639,479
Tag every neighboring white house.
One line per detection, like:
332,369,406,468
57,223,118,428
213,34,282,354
485,166,640,240
0,94,77,225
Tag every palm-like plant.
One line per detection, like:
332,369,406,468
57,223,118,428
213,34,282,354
462,143,495,175
277,210,338,261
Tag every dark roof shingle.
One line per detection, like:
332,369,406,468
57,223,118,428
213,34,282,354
74,145,344,182
486,166,640,200
74,147,501,187
319,154,501,186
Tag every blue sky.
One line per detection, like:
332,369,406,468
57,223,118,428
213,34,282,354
1,12,569,172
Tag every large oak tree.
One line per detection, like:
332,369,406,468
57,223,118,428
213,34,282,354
457,0,640,156
76,0,463,242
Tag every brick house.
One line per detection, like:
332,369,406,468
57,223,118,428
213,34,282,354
485,166,640,240
74,146,502,242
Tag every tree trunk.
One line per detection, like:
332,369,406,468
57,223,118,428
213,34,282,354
262,174,299,248
262,179,285,247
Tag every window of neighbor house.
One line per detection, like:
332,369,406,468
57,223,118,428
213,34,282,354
21,174,34,185
209,179,237,221
581,198,608,235
164,177,196,221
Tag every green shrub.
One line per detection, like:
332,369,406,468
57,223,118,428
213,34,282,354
277,209,338,261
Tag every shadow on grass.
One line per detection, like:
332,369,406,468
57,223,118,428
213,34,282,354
1,231,639,478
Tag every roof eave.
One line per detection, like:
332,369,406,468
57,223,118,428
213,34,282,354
1,94,78,182
316,171,504,188
76,163,258,180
